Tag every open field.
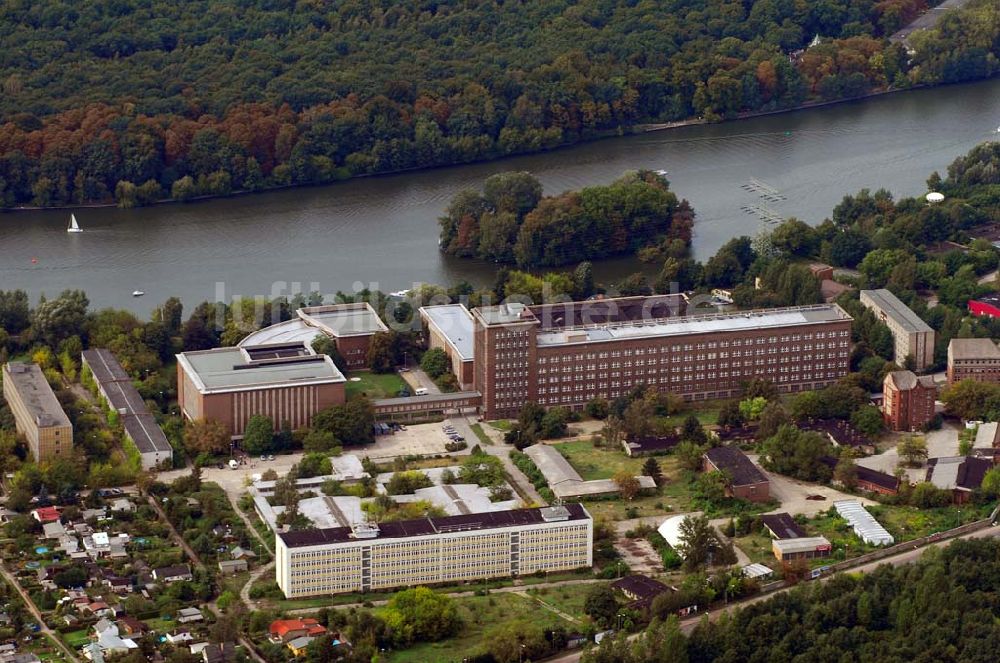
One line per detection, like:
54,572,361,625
552,439,645,481
385,592,574,663
345,371,409,400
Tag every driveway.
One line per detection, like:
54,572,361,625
890,0,975,44
745,455,875,516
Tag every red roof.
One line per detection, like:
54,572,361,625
269,619,326,638
32,506,61,523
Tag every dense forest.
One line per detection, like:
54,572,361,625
1,0,998,208
438,170,693,268
585,537,1000,663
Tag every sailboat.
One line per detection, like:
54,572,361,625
67,213,83,233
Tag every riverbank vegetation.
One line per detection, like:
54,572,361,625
1,0,998,209
439,170,693,268
584,538,1000,663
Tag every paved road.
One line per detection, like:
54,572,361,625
546,523,1000,662
890,0,973,43
0,563,81,663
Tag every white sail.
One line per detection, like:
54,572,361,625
67,213,83,233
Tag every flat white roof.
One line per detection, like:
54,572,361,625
298,303,388,337
177,346,345,393
536,305,849,347
421,305,475,361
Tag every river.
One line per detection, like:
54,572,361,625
1,78,998,316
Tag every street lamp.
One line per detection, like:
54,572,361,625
519,643,526,663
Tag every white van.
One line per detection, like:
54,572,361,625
414,387,428,396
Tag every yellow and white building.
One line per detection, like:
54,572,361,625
2,362,72,461
275,504,593,597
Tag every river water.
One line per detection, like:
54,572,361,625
1,79,998,316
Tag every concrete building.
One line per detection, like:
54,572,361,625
859,289,935,370
472,296,853,420
772,537,832,563
275,504,592,597
2,362,72,461
702,446,770,502
420,304,475,389
237,303,388,370
81,349,173,470
176,341,346,438
946,338,1000,386
882,370,936,432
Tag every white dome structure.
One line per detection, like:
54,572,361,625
925,192,945,204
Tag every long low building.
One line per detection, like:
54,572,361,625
275,504,593,597
472,296,853,420
81,349,173,470
176,341,346,438
2,362,72,461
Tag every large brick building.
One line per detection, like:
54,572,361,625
176,342,346,438
859,289,935,370
946,338,1000,386
2,362,72,461
882,370,936,432
275,504,592,597
702,446,770,502
471,296,853,420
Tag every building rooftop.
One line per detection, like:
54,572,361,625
948,337,1000,361
885,370,935,391
974,422,1000,448
2,363,71,428
121,413,173,455
861,289,932,333
611,574,671,600
772,536,832,554
925,456,992,492
177,343,345,393
278,503,590,548
819,456,898,492
528,295,687,330
760,512,806,539
237,318,321,348
81,349,132,384
833,500,894,545
421,304,475,361
298,303,388,337
704,446,768,487
535,304,850,347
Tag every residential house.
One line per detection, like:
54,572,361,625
153,565,193,583
93,619,138,656
117,616,149,637
269,619,327,644
110,498,135,513
286,637,315,657
230,546,257,560
201,643,238,663
702,447,770,502
31,506,61,523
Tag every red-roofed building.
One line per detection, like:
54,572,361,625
968,295,1000,319
31,506,61,523
269,619,327,644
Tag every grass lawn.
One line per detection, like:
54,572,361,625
523,581,603,621
469,423,494,446
61,629,90,648
732,531,781,567
552,439,644,481
386,592,573,663
488,420,513,432
345,371,409,400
